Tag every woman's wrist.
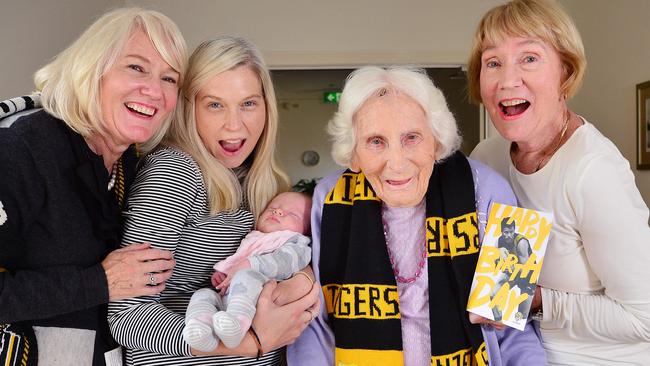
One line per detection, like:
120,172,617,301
273,269,314,306
248,327,264,359
190,335,258,358
293,270,314,288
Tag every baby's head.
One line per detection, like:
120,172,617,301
257,191,312,235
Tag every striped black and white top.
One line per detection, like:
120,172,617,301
108,147,284,366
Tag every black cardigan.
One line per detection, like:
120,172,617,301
0,110,137,365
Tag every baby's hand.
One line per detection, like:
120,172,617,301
211,271,227,288
214,259,252,293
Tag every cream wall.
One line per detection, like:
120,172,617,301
0,0,121,99
126,0,503,187
0,0,647,203
127,0,502,67
560,0,650,204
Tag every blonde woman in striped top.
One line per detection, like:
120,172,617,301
108,36,320,366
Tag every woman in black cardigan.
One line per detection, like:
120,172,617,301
0,7,187,365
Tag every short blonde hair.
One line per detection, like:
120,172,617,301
328,66,461,167
467,0,586,104
165,36,289,218
35,7,187,151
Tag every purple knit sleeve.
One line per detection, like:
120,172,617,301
287,171,342,366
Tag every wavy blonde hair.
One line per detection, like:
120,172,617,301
34,7,187,152
165,36,289,218
467,0,586,104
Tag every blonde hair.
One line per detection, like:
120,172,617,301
467,0,586,104
34,7,187,152
328,66,461,167
165,36,289,218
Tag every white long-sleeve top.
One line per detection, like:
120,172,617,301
471,119,650,365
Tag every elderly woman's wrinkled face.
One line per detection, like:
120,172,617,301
479,36,565,144
100,28,179,146
351,92,436,208
195,66,266,169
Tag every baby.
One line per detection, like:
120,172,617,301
182,191,312,351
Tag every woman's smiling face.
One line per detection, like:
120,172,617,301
351,91,436,208
100,28,180,146
195,65,266,169
480,36,566,144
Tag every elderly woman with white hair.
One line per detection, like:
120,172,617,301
288,66,546,366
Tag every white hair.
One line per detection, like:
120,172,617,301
328,66,461,167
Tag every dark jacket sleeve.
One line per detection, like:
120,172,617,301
0,127,109,323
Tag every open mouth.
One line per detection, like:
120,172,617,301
219,139,245,153
125,102,156,117
499,99,530,117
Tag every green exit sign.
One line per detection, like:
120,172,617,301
323,91,341,104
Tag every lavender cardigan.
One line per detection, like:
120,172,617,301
288,158,547,366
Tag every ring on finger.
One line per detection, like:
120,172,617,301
149,273,156,286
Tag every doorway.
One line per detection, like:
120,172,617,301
271,68,479,184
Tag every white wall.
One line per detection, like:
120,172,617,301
272,69,351,183
127,0,502,67
1,0,647,203
560,0,650,205
0,0,122,99
126,0,504,186
276,98,342,182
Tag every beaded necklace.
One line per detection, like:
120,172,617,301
382,217,427,284
107,162,118,190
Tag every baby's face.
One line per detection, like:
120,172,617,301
257,192,311,234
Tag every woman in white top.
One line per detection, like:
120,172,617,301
468,0,650,364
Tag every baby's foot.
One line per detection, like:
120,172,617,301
182,318,219,352
212,311,246,348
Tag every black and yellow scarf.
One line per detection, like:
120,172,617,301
320,151,488,366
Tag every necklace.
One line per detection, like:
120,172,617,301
382,218,427,284
107,162,118,191
514,111,571,173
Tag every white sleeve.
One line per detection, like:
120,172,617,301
108,151,201,356
541,152,650,342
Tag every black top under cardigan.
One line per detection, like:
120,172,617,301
0,110,137,365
